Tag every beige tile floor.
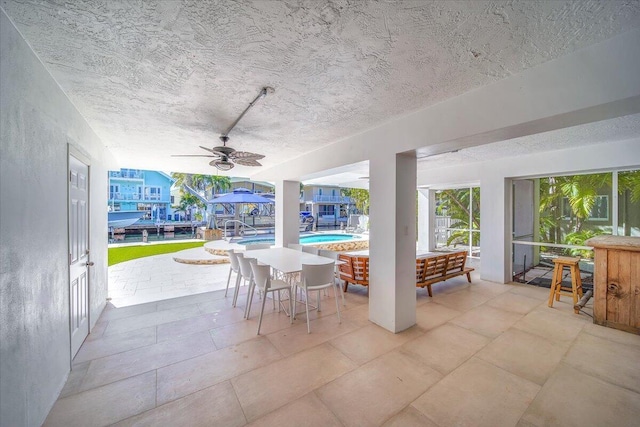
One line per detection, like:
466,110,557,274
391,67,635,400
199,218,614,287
47,259,640,426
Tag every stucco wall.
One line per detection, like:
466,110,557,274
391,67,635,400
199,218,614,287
0,10,115,426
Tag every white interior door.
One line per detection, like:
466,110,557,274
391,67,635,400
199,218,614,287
69,154,90,357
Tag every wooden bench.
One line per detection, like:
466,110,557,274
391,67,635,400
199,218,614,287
338,254,369,292
416,251,474,297
338,251,474,296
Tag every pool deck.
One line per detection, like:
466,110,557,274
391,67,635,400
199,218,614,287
108,232,368,307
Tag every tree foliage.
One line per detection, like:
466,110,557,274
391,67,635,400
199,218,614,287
341,188,370,214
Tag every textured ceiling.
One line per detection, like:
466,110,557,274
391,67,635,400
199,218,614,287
300,113,640,188
3,0,640,176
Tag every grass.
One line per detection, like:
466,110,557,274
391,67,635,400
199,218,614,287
108,241,205,266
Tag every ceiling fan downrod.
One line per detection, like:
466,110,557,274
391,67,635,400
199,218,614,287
221,86,275,139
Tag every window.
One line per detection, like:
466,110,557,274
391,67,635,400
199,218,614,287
562,195,609,221
145,186,161,200
109,184,120,199
434,187,480,257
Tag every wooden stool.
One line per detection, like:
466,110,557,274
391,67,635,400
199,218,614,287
547,257,583,314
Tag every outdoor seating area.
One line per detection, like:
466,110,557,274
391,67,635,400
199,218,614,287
337,250,474,296
46,260,640,426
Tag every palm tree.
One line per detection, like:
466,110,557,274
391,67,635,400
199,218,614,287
435,188,480,246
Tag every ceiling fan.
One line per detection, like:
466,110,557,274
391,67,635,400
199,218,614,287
173,86,274,171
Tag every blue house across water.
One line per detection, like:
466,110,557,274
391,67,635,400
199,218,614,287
108,169,175,221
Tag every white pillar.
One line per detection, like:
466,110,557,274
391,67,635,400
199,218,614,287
480,174,511,283
275,180,299,248
369,153,417,333
417,189,436,252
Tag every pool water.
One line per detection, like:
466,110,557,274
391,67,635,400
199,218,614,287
238,234,360,246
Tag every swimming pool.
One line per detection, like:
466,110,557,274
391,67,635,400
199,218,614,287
237,234,360,246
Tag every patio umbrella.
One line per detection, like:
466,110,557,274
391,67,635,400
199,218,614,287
208,187,274,205
209,188,274,235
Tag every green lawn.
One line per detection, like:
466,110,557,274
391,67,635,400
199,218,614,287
108,241,205,266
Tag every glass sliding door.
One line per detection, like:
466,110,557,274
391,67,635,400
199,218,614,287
510,170,640,286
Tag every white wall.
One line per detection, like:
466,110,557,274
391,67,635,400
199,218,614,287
0,10,115,426
417,138,640,283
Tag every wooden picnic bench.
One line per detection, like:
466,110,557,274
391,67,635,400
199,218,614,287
338,250,474,296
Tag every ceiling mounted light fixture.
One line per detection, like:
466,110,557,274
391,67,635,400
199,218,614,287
210,158,234,171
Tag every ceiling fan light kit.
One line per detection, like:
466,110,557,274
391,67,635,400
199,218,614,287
173,86,273,171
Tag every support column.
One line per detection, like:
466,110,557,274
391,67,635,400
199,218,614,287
480,175,511,283
275,180,299,248
369,153,417,333
417,189,436,252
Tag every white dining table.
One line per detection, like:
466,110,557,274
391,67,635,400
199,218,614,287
245,247,336,275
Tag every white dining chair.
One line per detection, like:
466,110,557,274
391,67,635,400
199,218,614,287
225,250,240,298
234,255,256,308
318,249,346,306
296,262,341,333
248,261,291,334
288,243,303,251
302,246,319,255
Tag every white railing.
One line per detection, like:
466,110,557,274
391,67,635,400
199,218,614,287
312,195,353,203
223,220,258,240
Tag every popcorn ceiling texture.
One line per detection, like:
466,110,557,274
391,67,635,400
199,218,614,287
3,0,639,174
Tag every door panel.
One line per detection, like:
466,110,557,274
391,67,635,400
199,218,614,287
69,154,90,357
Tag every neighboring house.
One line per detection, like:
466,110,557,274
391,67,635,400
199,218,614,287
300,185,354,224
230,178,274,195
108,169,176,221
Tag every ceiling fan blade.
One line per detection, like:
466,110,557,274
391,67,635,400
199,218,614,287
171,154,220,158
230,151,265,161
233,158,263,167
199,146,219,154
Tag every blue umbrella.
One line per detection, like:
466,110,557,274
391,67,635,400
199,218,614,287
209,188,274,204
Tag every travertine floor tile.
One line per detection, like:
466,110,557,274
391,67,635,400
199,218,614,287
246,392,342,427
401,323,490,375
266,316,360,356
99,302,157,322
74,327,156,364
485,291,543,315
44,371,156,427
508,284,550,301
450,304,523,338
231,343,356,422
469,281,514,297
513,308,585,343
476,328,569,385
104,304,201,335
564,332,640,393
113,381,246,427
582,322,640,347
156,336,282,405
316,350,442,427
338,302,372,327
520,364,640,427
156,309,244,342
431,289,493,312
330,323,424,365
80,331,215,391
412,358,540,427
382,406,439,427
415,302,462,331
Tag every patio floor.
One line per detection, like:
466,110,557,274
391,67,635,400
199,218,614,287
49,259,640,426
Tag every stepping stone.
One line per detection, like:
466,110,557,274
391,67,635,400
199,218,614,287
173,247,229,265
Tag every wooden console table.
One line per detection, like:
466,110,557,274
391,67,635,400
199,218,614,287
585,235,640,334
